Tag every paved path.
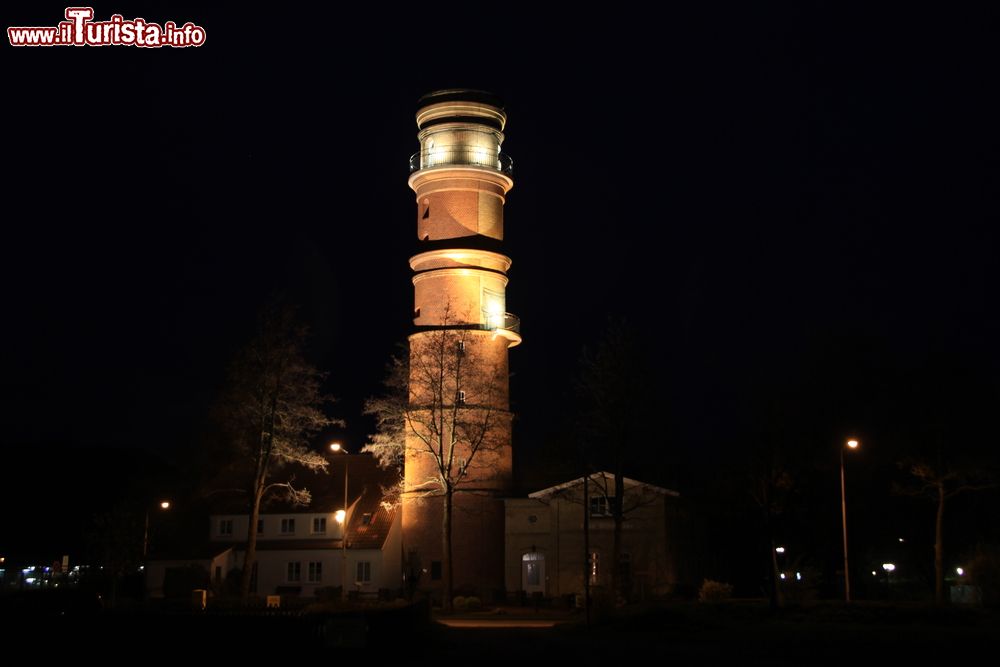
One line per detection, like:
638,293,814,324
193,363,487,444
437,617,561,628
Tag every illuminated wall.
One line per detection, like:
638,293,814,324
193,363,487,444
402,90,519,597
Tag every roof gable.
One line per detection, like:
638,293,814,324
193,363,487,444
528,472,678,499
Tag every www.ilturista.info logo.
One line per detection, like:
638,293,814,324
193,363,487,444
8,7,206,48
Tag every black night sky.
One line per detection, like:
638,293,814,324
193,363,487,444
3,3,998,572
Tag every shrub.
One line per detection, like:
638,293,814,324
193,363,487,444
698,579,733,603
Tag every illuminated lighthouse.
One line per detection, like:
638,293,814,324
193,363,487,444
403,90,519,598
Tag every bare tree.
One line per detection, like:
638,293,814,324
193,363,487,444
86,505,143,608
575,318,659,601
362,346,407,509
897,458,996,605
577,472,666,598
216,304,340,599
748,455,793,609
400,314,508,612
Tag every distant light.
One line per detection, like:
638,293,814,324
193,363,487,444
43,567,50,573
775,546,785,554
795,572,802,581
25,577,36,584
779,573,786,580
847,439,859,449
882,563,896,572
160,501,171,510
872,571,877,576
956,567,964,576
898,538,905,543
335,509,346,524
330,443,342,452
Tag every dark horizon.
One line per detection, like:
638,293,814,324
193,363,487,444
3,4,998,573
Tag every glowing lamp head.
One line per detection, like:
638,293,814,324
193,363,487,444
775,547,785,554
846,439,859,449
159,501,171,510
882,563,896,572
956,567,965,576
330,443,342,453
335,509,346,524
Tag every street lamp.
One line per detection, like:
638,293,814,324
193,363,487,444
841,438,860,602
142,499,172,560
330,443,349,601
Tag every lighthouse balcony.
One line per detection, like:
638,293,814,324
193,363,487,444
491,312,522,348
409,148,514,176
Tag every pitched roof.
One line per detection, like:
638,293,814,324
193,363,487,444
209,454,399,550
527,472,679,499
346,502,396,550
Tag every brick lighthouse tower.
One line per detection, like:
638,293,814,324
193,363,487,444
403,89,520,600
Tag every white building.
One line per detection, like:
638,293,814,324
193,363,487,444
148,455,401,599
505,473,679,601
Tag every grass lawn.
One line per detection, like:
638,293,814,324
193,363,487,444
429,601,999,662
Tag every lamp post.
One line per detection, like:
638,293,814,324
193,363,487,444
142,500,171,560
882,562,895,600
841,439,859,602
330,443,349,602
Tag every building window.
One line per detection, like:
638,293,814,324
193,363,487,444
356,561,372,584
482,287,505,329
589,552,599,585
456,390,466,405
308,562,322,582
431,561,442,581
528,515,538,523
280,518,295,534
219,519,233,536
287,562,301,582
361,513,372,526
214,566,222,584
589,496,611,517
257,519,264,534
312,517,326,534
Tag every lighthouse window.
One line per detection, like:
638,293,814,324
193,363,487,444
422,205,430,219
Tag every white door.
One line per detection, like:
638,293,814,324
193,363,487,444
521,553,545,594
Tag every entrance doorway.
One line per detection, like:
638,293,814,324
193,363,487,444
521,552,545,594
